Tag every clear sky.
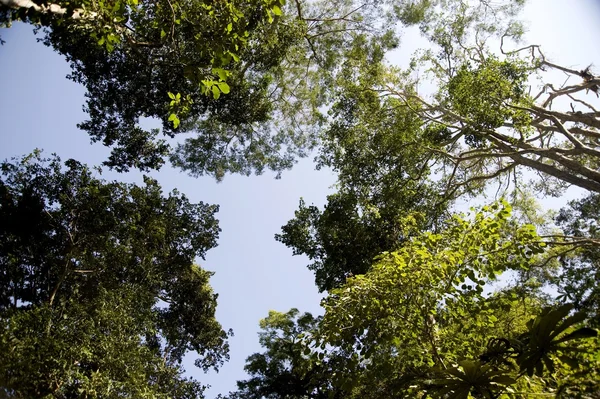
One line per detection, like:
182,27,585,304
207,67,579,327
0,0,599,397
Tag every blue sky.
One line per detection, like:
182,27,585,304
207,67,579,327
0,0,599,397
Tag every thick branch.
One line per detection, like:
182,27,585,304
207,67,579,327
531,105,600,130
486,135,600,193
532,123,600,141
542,60,588,77
486,128,600,184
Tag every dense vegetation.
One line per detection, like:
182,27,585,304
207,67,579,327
1,0,599,397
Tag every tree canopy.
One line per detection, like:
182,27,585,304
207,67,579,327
0,152,229,398
238,202,600,398
1,0,402,178
249,1,600,395
1,0,536,181
1,0,600,397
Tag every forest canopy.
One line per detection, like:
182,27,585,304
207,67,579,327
0,0,599,397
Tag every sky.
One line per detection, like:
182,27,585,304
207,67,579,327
0,0,599,397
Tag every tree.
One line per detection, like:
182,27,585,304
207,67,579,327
418,50,598,194
336,30,600,198
240,202,599,398
256,1,600,394
270,0,596,210
276,55,452,291
553,193,600,323
1,0,316,178
0,152,229,398
0,0,403,179
500,191,600,330
227,309,351,399
276,189,447,292
1,0,295,174
276,0,535,291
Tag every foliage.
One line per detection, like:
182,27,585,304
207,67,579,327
3,0,600,397
1,0,404,179
276,0,540,291
445,57,533,136
1,0,311,178
276,188,447,292
277,51,451,291
317,202,598,397
3,0,536,182
163,0,404,179
48,0,295,177
228,309,351,399
242,0,600,395
300,0,600,201
319,201,543,356
553,194,600,322
241,202,600,398
0,152,229,398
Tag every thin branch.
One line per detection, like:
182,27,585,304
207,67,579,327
547,115,584,149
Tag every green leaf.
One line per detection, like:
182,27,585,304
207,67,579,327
272,5,282,16
212,85,221,99
168,113,180,128
161,29,167,39
213,68,228,81
490,375,517,385
551,312,587,340
217,82,230,94
554,327,598,344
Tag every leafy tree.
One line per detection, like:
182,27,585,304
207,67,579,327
2,0,529,181
276,0,534,291
341,37,600,197
553,194,600,322
319,202,542,358
275,39,449,291
253,1,600,395
285,0,599,209
1,0,294,175
0,0,403,179
276,57,452,291
241,202,599,398
276,189,446,292
227,309,351,399
0,152,229,398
